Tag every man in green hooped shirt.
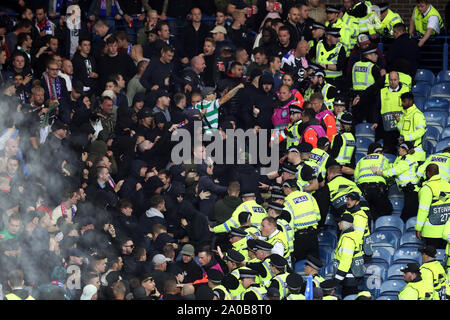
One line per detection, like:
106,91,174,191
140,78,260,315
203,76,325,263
0,213,22,242
194,83,244,136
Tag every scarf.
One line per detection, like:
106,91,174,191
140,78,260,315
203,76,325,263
99,0,117,17
37,17,52,33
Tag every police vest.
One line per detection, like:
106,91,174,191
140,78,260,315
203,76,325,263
352,61,375,91
295,162,314,192
418,153,450,183
385,154,420,189
266,229,290,258
315,40,344,79
312,274,325,287
416,175,450,238
257,258,275,286
277,218,295,255
398,279,433,300
332,132,356,165
233,237,250,261
241,285,268,300
310,148,330,179
420,260,447,300
355,153,389,184
286,120,302,149
333,228,364,281
322,295,339,300
303,159,321,181
414,5,444,35
229,268,247,298
380,85,409,131
378,9,403,38
5,293,35,300
328,175,362,210
214,285,233,300
396,104,427,162
271,273,290,298
214,200,267,233
347,208,370,249
286,293,306,300
283,190,321,232
322,83,336,110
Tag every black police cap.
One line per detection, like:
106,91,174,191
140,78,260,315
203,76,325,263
229,227,247,238
225,249,245,263
286,272,304,290
305,254,324,270
207,268,224,284
254,239,273,251
269,254,288,269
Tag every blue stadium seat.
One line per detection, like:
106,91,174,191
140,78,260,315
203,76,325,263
405,217,417,232
390,198,404,214
424,139,437,154
324,212,337,229
364,263,388,282
392,247,422,264
436,249,446,265
412,82,431,98
369,231,400,249
356,137,374,152
294,259,307,273
355,152,366,163
343,294,358,300
424,111,448,128
436,138,450,153
423,97,450,112
387,263,407,280
319,245,333,266
379,280,406,296
374,216,405,238
435,70,450,84
441,127,450,140
414,95,427,111
415,69,435,85
388,184,404,199
376,295,399,300
355,123,376,137
399,231,426,248
319,261,335,277
371,247,394,265
318,230,337,248
384,153,397,163
429,83,450,98
425,125,442,140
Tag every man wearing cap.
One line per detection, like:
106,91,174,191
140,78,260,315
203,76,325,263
349,1,378,38
175,244,203,284
415,164,450,250
310,136,331,183
309,26,346,86
372,141,420,222
275,103,303,150
308,22,326,50
304,254,325,287
211,189,267,234
410,0,444,47
320,278,339,300
245,240,275,286
332,95,347,132
207,269,233,300
351,44,382,94
398,263,434,300
266,254,290,299
287,142,319,193
329,112,356,173
325,5,358,57
354,142,392,220
395,92,427,162
418,147,450,184
228,227,250,258
376,3,403,38
266,201,295,258
333,213,364,298
344,192,372,256
238,267,268,300
220,249,247,298
282,178,321,262
211,25,236,53
193,82,244,136
419,245,447,300
284,272,305,300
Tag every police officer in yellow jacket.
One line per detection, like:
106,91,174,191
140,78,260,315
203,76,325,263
344,192,372,256
329,112,356,172
354,142,393,220
418,147,450,183
228,227,251,260
395,92,427,162
410,0,444,48
320,278,339,300
416,164,450,249
284,272,306,300
282,178,321,262
238,267,268,300
398,263,434,300
4,269,36,300
212,190,267,234
377,3,404,39
419,245,447,300
245,240,275,287
267,201,295,260
303,254,325,287
221,249,247,299
325,5,358,57
333,213,365,298
352,44,382,92
267,254,291,299
207,269,233,300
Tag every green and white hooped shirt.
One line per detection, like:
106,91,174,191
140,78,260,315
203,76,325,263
194,99,220,136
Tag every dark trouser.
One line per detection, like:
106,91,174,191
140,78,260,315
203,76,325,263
293,227,319,262
314,186,330,229
359,183,393,221
375,122,400,155
423,237,447,250
400,186,419,223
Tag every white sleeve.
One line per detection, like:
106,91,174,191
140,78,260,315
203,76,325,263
427,15,440,33
271,242,285,257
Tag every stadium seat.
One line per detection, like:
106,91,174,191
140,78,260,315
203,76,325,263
370,247,394,265
387,263,407,280
412,82,431,98
388,184,404,199
405,217,417,232
392,247,422,264
436,249,446,265
364,263,388,282
356,137,374,153
429,83,450,99
355,152,366,163
343,294,358,300
414,95,427,111
384,153,396,163
324,213,337,229
423,97,449,112
435,70,450,84
379,280,406,296
294,259,307,273
424,138,437,154
355,123,376,137
436,137,450,152
319,245,333,266
319,261,335,277
424,110,448,128
399,231,426,248
374,216,405,238
376,295,399,300
441,127,450,140
390,198,404,214
369,231,400,249
415,69,435,85
425,125,442,140
318,230,337,248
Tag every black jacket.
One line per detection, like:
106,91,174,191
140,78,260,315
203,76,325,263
385,33,420,77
